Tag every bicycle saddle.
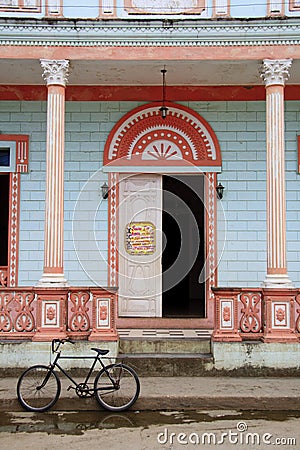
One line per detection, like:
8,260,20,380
91,348,109,356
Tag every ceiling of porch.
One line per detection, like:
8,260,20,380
1,59,300,85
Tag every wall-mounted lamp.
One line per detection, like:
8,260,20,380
159,66,168,119
216,182,225,200
101,182,109,199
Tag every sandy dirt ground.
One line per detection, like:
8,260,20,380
0,413,299,450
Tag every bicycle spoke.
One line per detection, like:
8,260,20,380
17,365,61,412
94,364,140,412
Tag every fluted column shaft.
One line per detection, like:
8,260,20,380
260,59,293,287
38,60,69,285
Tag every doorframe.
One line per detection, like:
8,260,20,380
103,102,221,328
107,170,217,328
0,134,29,288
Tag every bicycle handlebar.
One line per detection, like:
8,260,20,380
51,338,75,353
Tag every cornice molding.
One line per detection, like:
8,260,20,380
0,19,300,47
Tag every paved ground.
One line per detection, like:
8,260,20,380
2,375,300,412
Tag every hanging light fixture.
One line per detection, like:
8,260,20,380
159,66,168,119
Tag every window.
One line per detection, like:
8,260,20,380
290,0,300,10
268,0,284,15
46,0,63,16
213,0,230,16
0,0,41,12
0,141,16,172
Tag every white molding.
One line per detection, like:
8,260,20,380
103,165,222,173
1,20,300,47
263,274,293,288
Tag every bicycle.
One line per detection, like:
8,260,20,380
16,338,140,413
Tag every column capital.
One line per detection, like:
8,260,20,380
40,59,70,87
260,59,293,87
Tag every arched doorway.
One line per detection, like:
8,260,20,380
103,103,221,322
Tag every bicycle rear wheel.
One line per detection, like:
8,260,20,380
94,363,140,412
17,365,61,412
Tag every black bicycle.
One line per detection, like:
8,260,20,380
17,338,140,413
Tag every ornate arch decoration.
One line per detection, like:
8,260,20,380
103,103,222,172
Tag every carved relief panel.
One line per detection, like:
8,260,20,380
125,0,205,14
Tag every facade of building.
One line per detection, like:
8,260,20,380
1,0,300,369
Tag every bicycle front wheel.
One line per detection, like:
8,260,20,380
17,365,61,412
94,363,140,412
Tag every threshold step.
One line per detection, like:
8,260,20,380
119,352,213,359
119,339,211,355
118,354,214,377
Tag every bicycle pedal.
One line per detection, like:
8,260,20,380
67,385,74,391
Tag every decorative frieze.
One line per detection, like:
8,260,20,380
33,289,68,341
295,293,300,332
1,21,300,48
0,290,36,337
14,291,35,332
0,287,118,342
212,289,242,342
8,173,20,287
0,291,14,332
40,59,70,87
240,292,262,335
212,288,300,343
68,290,91,337
89,289,118,341
206,172,217,305
104,103,221,169
108,172,119,287
263,290,298,342
0,267,8,287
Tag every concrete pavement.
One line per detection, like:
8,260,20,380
1,375,300,412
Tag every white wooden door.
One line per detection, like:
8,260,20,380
118,174,162,317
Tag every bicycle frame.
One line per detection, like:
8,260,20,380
47,349,118,395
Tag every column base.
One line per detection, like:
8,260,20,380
262,273,293,288
36,272,69,287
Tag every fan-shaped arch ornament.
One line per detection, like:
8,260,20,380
103,103,221,171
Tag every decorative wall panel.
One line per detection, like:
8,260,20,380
125,0,205,15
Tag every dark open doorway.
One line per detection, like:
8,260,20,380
162,175,205,317
0,174,9,266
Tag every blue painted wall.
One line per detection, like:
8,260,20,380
1,99,299,287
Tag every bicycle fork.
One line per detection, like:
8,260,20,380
37,364,56,390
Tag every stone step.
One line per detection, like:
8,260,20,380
118,353,214,377
119,338,211,355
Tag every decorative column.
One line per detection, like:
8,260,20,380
38,60,69,286
260,59,293,287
